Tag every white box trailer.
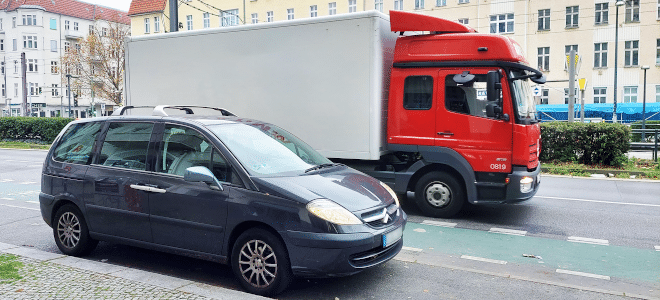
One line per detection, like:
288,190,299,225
124,11,397,160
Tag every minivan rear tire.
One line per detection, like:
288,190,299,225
231,228,292,296
53,204,98,256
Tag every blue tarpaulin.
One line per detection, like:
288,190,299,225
536,103,660,123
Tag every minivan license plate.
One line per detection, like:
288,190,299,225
382,226,403,248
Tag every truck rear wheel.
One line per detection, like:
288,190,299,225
414,171,464,218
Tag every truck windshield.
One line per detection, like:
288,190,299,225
208,123,332,176
509,70,538,123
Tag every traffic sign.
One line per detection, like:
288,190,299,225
532,86,542,97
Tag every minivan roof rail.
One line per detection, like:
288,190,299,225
112,105,237,117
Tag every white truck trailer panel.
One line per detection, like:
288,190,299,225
125,11,397,160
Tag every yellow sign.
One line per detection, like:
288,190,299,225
578,78,587,91
566,54,579,66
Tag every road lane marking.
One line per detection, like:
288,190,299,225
535,196,660,208
0,179,14,182
26,201,39,204
460,255,507,265
655,246,660,251
402,246,423,252
489,228,527,236
568,236,609,246
556,269,610,280
0,197,15,201
18,181,37,185
421,220,458,228
0,203,39,211
413,228,426,233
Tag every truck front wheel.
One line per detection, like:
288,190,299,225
414,171,464,218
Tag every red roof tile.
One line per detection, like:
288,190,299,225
127,0,166,16
0,0,130,24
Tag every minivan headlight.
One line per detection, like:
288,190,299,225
380,182,400,207
307,199,362,225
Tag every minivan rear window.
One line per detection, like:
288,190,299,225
97,122,154,171
52,122,102,165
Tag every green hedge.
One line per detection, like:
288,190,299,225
630,120,660,142
0,117,73,143
540,122,630,166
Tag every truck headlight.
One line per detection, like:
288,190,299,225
307,199,362,225
380,182,400,208
520,176,534,193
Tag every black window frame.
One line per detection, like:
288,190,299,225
403,75,434,110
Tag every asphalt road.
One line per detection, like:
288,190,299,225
0,148,658,299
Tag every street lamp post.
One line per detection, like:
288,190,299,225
613,0,625,123
641,65,650,141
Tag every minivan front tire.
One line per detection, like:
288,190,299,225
231,228,292,296
53,204,98,256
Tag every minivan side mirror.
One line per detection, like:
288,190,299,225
184,166,224,191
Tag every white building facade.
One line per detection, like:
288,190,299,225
1,0,129,117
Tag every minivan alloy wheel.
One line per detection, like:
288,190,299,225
57,212,81,249
238,239,278,288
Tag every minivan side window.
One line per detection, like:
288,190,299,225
403,76,433,110
52,122,102,164
158,124,243,186
97,122,154,171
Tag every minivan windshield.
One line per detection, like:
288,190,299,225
208,122,332,176
509,69,538,122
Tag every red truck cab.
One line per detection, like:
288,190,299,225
384,11,544,218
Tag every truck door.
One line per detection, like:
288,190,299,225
435,68,514,173
387,68,437,146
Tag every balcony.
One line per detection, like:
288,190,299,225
64,30,83,40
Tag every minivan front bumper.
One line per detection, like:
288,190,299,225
283,209,407,278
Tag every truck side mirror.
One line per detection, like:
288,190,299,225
486,70,501,103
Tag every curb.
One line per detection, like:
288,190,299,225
540,173,660,183
0,242,267,300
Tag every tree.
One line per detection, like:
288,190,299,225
61,18,129,106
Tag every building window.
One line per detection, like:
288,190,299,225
0,39,3,51
594,87,607,103
251,13,258,23
74,22,79,31
287,8,294,20
594,42,608,68
537,47,550,71
1,84,4,97
221,9,239,27
23,36,37,49
0,61,3,74
14,83,18,97
329,2,337,15
22,14,36,26
415,0,424,9
623,86,637,103
565,44,578,55
458,18,468,25
657,0,660,19
29,82,38,96
490,14,514,34
624,40,638,67
267,11,274,22
310,5,317,17
349,0,357,12
595,3,609,24
625,0,640,23
51,61,58,74
657,39,660,65
144,18,150,33
75,43,81,53
437,0,446,6
12,17,16,28
566,6,579,28
564,88,578,104
458,0,468,3
64,41,70,52
65,20,69,30
50,40,57,52
540,89,549,104
50,18,56,30
89,25,94,35
52,84,59,97
656,85,660,102
394,0,403,10
203,13,210,28
375,0,383,12
12,39,16,51
186,15,193,30
538,9,550,30
154,16,160,32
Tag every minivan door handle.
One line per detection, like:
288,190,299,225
437,131,454,136
130,184,167,194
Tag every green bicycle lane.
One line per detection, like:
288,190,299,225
0,182,41,202
402,221,660,284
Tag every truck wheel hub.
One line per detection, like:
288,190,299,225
425,182,451,207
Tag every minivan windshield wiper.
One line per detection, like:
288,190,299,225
305,163,341,173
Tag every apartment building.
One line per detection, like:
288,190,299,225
128,0,659,106
1,0,129,117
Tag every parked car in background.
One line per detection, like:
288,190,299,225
39,105,406,296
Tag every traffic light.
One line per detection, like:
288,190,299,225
73,93,78,107
38,87,42,94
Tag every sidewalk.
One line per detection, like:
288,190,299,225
0,242,266,300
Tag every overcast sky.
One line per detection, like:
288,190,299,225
80,0,132,12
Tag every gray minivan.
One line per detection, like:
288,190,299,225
39,105,406,296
